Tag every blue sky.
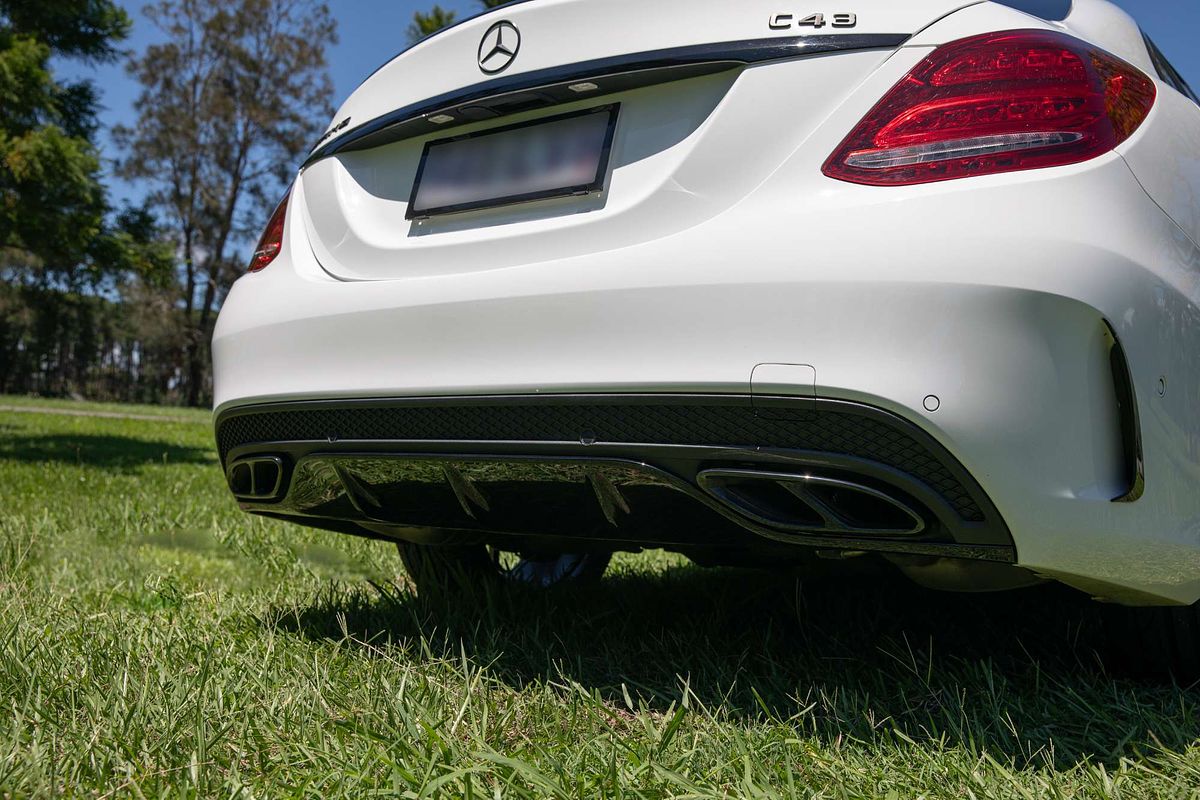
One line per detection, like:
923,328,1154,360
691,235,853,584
59,0,1200,208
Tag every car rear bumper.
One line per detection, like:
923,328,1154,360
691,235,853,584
214,154,1200,605
216,394,1015,561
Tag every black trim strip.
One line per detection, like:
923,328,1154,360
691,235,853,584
1106,323,1145,503
305,34,909,167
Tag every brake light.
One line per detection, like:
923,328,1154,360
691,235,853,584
248,189,291,272
822,30,1156,186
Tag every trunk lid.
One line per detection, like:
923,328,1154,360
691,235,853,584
301,0,976,281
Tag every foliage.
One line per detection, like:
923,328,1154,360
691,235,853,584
2,398,1200,796
115,0,337,406
0,278,182,402
409,0,519,45
0,0,131,61
408,4,458,44
0,0,132,282
0,0,182,403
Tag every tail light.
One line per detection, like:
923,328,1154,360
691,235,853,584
822,30,1156,186
248,188,291,272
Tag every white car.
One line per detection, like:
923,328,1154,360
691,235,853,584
213,0,1200,675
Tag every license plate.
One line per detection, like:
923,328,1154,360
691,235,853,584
407,104,619,219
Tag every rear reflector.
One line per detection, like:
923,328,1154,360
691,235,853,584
248,188,291,272
823,30,1156,186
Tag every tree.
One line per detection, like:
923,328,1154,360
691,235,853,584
0,1,179,400
0,205,175,400
408,0,518,45
408,5,457,44
0,0,131,283
116,0,337,406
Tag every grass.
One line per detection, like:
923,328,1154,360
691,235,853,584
0,393,210,422
1,398,1199,797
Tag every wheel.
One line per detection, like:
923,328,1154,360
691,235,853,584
396,541,611,600
1101,601,1200,682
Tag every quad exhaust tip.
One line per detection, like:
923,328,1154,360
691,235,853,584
697,469,927,537
227,456,285,500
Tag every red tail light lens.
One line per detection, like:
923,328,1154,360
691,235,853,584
822,30,1156,186
248,189,291,272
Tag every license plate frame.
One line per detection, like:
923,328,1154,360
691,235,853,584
406,104,620,220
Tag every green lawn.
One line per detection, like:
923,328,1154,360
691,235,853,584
1,399,1199,797
0,394,212,422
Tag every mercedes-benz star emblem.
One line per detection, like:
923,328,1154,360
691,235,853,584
477,20,520,74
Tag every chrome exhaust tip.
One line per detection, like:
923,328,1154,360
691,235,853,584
227,456,285,500
697,469,926,537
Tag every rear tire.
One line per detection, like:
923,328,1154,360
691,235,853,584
396,542,611,600
1101,602,1200,682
